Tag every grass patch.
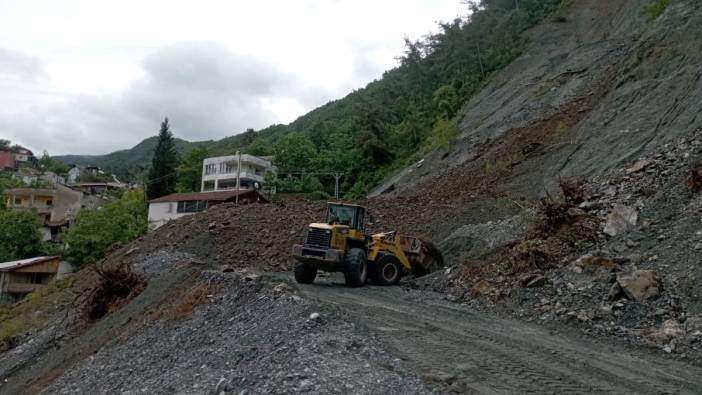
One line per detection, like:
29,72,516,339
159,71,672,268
641,0,671,22
0,277,75,349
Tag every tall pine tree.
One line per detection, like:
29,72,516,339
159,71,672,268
147,118,179,200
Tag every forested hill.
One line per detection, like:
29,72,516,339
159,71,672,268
57,0,567,197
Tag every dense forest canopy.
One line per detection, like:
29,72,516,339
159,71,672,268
57,0,567,198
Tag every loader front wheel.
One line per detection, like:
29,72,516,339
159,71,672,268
343,248,367,287
371,255,402,286
294,262,317,284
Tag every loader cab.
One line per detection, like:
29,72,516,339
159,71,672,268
327,202,366,232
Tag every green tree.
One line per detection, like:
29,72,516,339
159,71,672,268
273,134,318,171
176,147,210,192
147,118,180,200
0,140,10,151
0,210,43,261
245,136,273,157
65,189,148,266
38,151,69,176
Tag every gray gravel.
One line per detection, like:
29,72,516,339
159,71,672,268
42,270,430,395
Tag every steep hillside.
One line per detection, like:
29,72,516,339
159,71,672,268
373,0,702,198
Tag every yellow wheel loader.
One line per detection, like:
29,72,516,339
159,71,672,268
291,202,443,287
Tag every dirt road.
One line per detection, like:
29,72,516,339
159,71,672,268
300,277,702,394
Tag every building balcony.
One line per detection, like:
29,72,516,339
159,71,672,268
202,171,265,183
9,204,52,214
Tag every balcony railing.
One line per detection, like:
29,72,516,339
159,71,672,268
10,204,52,214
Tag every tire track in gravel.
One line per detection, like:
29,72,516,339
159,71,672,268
300,279,702,394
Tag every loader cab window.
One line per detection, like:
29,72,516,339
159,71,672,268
327,204,365,230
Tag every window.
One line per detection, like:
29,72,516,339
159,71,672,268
177,200,207,213
204,164,217,175
31,273,43,284
46,199,53,206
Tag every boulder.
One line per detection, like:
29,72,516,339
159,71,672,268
525,275,546,288
471,280,494,296
626,159,651,174
645,319,685,345
603,205,638,237
573,254,618,272
616,270,661,302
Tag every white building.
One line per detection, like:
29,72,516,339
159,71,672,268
67,166,81,184
201,154,273,192
147,190,267,229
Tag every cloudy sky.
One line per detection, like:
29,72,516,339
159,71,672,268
0,0,465,155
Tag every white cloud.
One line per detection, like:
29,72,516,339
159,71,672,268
0,0,466,155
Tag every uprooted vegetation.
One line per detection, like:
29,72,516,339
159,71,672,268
467,177,599,279
74,263,146,322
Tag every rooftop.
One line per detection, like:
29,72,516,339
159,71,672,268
149,189,263,203
0,256,59,272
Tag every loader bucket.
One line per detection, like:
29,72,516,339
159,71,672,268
409,238,444,277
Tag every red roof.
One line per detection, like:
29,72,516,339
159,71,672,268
0,151,15,169
149,189,265,203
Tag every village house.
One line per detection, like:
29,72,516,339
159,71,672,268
70,181,126,196
201,154,273,192
0,256,72,304
12,146,34,163
0,151,15,171
4,185,84,242
67,165,81,184
147,190,267,229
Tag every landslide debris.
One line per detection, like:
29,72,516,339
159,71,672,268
424,129,702,364
43,270,430,395
133,201,328,272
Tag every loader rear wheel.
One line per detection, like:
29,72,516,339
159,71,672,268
371,255,402,286
343,248,367,287
294,262,317,284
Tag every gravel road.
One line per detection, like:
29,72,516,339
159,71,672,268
300,276,702,394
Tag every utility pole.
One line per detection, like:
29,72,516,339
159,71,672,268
515,0,519,10
334,172,342,199
235,151,241,204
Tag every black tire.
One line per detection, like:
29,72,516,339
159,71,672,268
294,262,317,284
343,248,368,287
371,254,403,286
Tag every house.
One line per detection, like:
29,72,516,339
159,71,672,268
70,182,126,196
0,151,15,170
148,190,267,229
67,165,81,184
85,166,101,177
12,146,34,163
12,167,41,185
40,171,65,186
4,185,84,242
201,154,274,192
0,256,72,304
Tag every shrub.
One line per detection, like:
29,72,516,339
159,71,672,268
641,0,671,22
65,189,147,266
306,190,331,201
0,210,43,261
